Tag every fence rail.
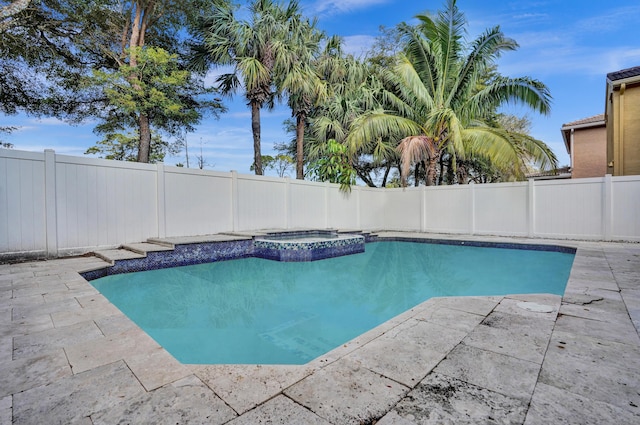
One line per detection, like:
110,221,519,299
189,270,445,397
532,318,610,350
1,149,639,260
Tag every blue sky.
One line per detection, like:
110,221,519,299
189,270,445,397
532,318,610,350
2,0,639,177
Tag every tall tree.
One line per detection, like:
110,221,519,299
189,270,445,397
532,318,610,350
346,0,555,186
277,13,325,179
308,38,397,187
86,47,223,162
191,0,302,175
1,0,224,162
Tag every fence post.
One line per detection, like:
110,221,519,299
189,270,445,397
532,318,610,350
324,181,330,229
231,170,238,231
469,182,475,235
156,163,166,238
603,174,613,241
284,177,290,229
355,186,361,230
527,178,535,238
44,149,58,258
421,186,426,232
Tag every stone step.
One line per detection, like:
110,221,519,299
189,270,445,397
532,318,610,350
93,248,145,265
147,234,251,246
121,242,174,256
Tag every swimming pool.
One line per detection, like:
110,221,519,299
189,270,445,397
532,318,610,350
90,240,575,364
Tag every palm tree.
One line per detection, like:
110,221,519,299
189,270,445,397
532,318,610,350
346,0,555,186
191,0,300,175
307,41,401,187
277,14,326,179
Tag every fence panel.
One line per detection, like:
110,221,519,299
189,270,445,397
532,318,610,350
534,178,604,239
611,175,640,240
359,188,386,230
0,150,46,255
54,155,158,252
383,188,422,231
236,175,287,230
289,180,327,229
326,185,359,229
164,168,233,237
423,185,471,234
475,182,528,236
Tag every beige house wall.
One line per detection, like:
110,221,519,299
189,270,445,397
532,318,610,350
572,126,607,178
607,81,640,176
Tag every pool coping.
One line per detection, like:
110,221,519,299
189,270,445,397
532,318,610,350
1,232,639,424
80,230,576,280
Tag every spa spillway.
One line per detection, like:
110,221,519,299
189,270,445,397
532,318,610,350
253,231,365,262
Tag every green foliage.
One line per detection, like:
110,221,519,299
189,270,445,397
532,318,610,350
191,0,311,175
345,0,556,186
90,47,200,130
250,153,295,177
308,140,356,192
1,1,225,161
85,46,222,160
0,125,15,147
85,131,180,163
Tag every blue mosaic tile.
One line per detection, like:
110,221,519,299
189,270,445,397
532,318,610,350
254,240,365,262
80,232,575,282
377,237,576,254
82,240,253,280
253,233,365,262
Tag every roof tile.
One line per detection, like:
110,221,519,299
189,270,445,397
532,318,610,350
561,114,605,128
607,65,640,81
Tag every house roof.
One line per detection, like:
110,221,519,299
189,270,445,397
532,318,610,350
607,66,640,82
560,114,606,154
525,165,572,180
561,114,605,129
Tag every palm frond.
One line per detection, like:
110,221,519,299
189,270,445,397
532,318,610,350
346,109,423,156
397,135,438,183
470,76,552,116
392,56,435,113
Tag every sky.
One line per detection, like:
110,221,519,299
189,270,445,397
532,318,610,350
2,0,640,177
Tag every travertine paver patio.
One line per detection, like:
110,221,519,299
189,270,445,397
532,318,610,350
1,233,639,424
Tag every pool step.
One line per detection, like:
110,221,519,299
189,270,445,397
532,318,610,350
91,230,376,266
94,242,172,265
121,242,175,255
93,248,145,265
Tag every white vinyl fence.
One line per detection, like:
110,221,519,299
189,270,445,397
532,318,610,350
1,148,639,260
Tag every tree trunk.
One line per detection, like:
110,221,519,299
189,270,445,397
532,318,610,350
425,152,440,186
129,1,151,163
456,164,468,184
295,113,305,179
381,164,391,187
251,101,262,175
137,112,151,163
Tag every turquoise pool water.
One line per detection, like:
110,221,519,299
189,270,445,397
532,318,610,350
90,241,575,364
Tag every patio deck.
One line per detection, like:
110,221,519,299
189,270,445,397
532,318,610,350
1,233,639,424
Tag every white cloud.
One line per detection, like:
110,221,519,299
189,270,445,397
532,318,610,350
499,45,640,78
28,117,69,126
573,5,640,34
342,34,377,57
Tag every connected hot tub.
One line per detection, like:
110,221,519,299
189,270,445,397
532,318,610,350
253,230,365,262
